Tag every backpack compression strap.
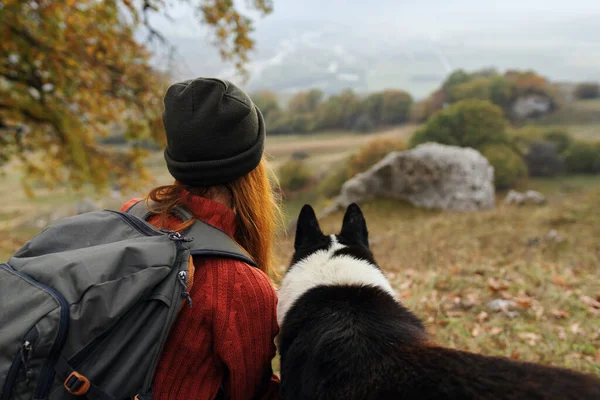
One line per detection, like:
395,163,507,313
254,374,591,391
124,200,259,269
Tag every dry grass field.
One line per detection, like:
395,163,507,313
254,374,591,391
273,177,600,375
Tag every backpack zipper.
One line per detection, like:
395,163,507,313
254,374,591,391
107,211,163,237
0,264,69,399
1,348,24,400
0,326,36,400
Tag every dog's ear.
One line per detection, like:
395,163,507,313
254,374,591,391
340,203,369,248
295,204,323,250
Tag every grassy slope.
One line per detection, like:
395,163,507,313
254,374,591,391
537,99,600,141
275,176,600,376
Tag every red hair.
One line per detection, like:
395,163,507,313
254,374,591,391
145,158,282,276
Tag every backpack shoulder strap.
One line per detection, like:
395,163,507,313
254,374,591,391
124,200,258,269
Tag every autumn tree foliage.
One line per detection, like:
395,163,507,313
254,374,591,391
0,0,273,194
411,68,558,123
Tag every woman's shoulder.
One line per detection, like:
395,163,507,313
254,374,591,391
201,257,277,303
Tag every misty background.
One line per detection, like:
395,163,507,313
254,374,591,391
147,0,600,99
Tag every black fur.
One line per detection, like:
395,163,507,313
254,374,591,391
278,203,600,400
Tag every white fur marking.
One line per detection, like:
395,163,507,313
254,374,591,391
277,238,397,325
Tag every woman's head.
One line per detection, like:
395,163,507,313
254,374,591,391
162,78,265,187
147,78,281,276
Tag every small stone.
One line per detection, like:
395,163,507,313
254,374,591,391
487,299,519,312
545,229,564,244
504,189,546,206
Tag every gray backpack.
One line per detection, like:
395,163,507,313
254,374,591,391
0,201,257,400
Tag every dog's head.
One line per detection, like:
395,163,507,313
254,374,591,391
277,203,396,325
292,202,374,266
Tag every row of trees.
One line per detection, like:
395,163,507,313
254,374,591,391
252,68,577,136
251,88,413,134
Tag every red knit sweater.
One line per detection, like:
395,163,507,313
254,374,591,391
121,196,280,400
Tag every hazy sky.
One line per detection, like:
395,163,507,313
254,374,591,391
147,0,600,95
152,0,600,38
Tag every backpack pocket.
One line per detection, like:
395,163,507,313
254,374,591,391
0,264,69,400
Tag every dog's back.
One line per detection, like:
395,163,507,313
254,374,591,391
277,204,600,400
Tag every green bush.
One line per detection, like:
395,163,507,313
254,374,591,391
563,141,600,174
318,138,406,198
346,138,406,177
409,100,508,150
481,143,527,190
509,126,573,156
525,140,564,177
317,166,351,198
352,114,375,133
277,159,313,192
543,129,573,154
574,83,600,100
509,125,546,154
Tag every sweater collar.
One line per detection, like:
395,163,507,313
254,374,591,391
181,190,237,237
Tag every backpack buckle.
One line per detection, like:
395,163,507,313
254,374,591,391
64,371,90,396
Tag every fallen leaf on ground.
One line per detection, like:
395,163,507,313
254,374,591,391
570,323,583,335
557,327,567,340
514,296,534,309
490,327,503,336
552,274,568,287
518,332,542,346
477,311,489,322
488,277,510,292
551,309,570,319
581,295,600,309
446,310,466,318
471,324,482,338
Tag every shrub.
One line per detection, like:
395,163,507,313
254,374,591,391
352,114,375,133
563,141,600,174
543,129,572,154
451,77,492,102
481,144,527,190
509,125,546,154
318,138,407,198
317,166,351,198
346,138,406,177
379,90,413,124
525,140,564,177
251,91,280,120
574,83,600,100
269,112,316,134
409,100,508,150
277,159,313,192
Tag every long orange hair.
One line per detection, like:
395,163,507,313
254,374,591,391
145,158,282,276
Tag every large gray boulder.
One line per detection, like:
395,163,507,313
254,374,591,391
323,143,495,214
511,94,554,120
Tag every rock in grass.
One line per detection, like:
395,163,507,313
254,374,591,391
487,299,519,312
504,189,546,206
326,143,495,213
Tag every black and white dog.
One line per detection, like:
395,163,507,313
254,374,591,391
276,203,600,400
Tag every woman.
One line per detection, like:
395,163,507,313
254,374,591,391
121,78,280,400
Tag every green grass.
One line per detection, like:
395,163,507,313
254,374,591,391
537,99,600,141
539,99,600,127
